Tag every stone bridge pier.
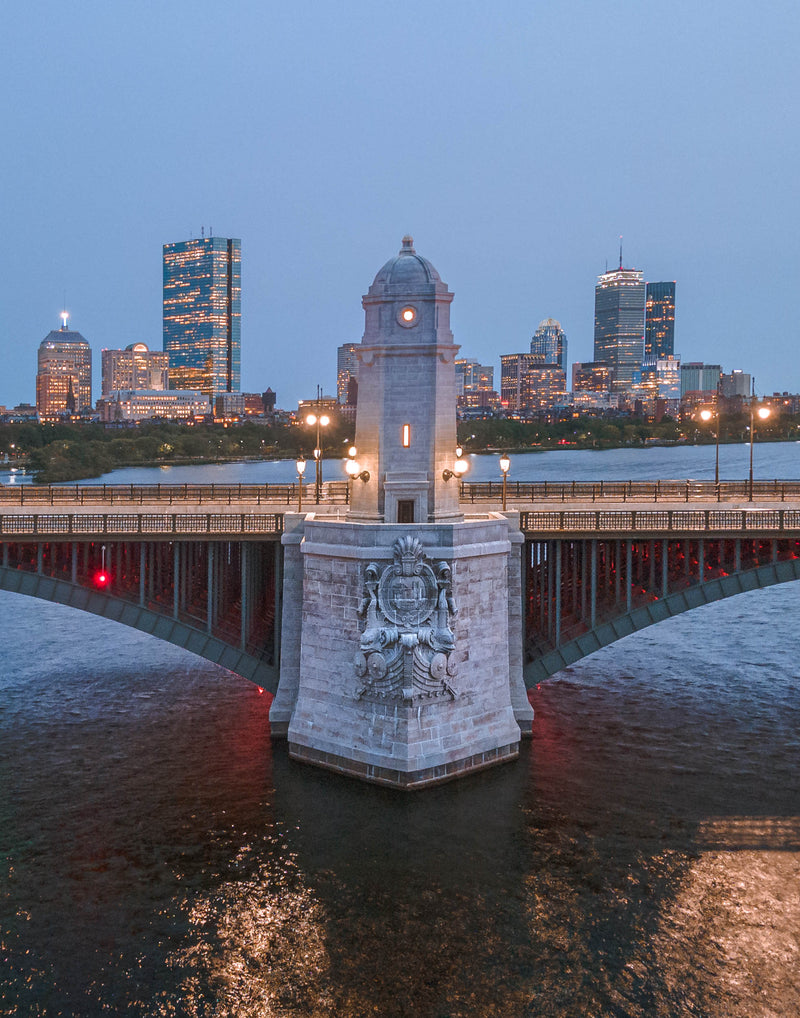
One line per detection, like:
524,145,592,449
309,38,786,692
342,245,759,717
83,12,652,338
270,238,530,788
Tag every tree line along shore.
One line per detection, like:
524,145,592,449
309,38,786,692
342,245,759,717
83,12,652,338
0,414,796,484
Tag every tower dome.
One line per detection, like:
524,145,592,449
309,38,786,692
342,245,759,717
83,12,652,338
368,235,443,292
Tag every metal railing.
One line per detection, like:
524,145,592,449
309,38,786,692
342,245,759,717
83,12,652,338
0,481,351,506
461,479,800,503
3,478,800,511
3,508,796,539
520,508,800,535
0,512,285,537
3,478,800,507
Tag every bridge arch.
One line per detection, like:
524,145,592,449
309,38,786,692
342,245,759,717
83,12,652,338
523,557,800,686
0,566,280,693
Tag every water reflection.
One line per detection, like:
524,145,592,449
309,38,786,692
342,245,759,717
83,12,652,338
1,582,799,1016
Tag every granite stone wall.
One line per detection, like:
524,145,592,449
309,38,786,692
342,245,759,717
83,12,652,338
274,515,527,787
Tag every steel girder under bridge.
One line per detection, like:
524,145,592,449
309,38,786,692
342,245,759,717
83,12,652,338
0,511,284,690
522,507,800,684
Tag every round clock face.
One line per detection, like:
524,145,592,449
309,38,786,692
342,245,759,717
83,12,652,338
398,305,418,327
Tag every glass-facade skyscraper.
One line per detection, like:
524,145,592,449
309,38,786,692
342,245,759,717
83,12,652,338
530,318,567,372
337,342,359,404
163,237,241,397
644,282,676,361
593,264,646,393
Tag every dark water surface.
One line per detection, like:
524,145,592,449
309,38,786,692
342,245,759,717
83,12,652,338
2,447,800,1015
2,582,799,1017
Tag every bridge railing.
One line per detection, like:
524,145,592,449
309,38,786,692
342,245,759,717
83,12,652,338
0,512,285,537
520,508,800,535
461,479,800,503
3,478,800,508
0,482,351,506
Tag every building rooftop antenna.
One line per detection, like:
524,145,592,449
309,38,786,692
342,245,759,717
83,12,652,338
619,235,623,270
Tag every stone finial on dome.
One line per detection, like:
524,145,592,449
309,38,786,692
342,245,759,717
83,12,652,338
401,235,415,253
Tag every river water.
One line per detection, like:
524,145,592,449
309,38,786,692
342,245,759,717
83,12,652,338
3,437,798,486
1,448,799,1016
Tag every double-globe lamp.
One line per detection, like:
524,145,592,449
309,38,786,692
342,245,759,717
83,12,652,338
305,413,330,503
345,445,370,484
442,446,469,482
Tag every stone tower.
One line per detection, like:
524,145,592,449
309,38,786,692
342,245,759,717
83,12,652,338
349,235,462,523
270,238,532,789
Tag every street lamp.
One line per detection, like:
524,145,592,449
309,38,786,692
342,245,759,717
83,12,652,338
499,454,511,511
698,406,720,486
442,446,469,482
296,457,306,511
306,413,330,503
344,445,370,485
748,402,771,501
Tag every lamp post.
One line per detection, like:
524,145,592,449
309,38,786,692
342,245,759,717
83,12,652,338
748,402,771,501
699,406,720,486
499,454,511,511
305,413,330,503
296,457,306,511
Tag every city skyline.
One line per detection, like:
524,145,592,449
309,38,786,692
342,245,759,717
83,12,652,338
2,3,798,409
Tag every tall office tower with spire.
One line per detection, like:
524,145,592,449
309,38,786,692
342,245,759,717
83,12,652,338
530,318,567,372
593,248,646,393
644,281,676,360
337,342,359,404
36,313,92,420
163,235,241,398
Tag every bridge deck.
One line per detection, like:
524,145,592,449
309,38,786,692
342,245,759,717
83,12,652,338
1,477,799,508
0,498,798,539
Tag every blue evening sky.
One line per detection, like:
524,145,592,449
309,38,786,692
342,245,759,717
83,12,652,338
2,0,798,408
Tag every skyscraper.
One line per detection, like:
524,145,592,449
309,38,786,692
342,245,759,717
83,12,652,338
644,282,676,360
530,318,567,373
454,358,494,395
500,353,539,411
163,236,241,397
680,362,721,397
593,258,646,393
337,342,359,404
36,314,92,419
455,358,498,412
101,343,169,395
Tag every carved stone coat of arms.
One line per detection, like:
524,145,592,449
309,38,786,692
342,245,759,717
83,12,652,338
354,536,459,703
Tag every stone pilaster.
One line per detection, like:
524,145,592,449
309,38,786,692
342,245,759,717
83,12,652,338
268,513,306,736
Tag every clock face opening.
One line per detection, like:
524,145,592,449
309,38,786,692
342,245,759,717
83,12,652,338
398,305,418,327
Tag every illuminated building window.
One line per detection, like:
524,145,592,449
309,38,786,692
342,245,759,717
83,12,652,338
402,424,411,447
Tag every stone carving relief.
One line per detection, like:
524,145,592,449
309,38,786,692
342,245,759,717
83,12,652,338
354,536,458,702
